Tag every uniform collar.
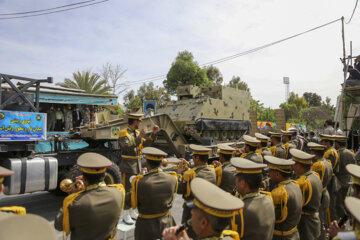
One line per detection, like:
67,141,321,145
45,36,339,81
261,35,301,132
86,181,106,191
241,191,260,200
147,167,163,174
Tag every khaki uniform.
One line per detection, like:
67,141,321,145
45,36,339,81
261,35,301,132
312,158,333,239
324,147,340,221
64,109,73,131
272,180,302,240
296,171,322,240
232,191,275,240
55,183,124,240
177,164,216,223
256,147,272,158
215,162,236,194
269,144,287,159
82,108,90,124
118,127,155,208
240,151,263,163
47,109,56,131
131,168,177,240
336,148,355,218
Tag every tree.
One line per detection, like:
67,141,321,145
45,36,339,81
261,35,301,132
303,92,322,107
164,50,211,94
101,63,127,95
279,92,308,122
227,76,250,91
301,106,333,129
56,71,111,94
205,65,223,85
250,99,276,122
123,82,170,109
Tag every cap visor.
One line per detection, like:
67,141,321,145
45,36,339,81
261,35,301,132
186,201,198,209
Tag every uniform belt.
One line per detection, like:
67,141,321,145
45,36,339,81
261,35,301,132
138,210,170,219
121,155,140,160
273,226,297,236
301,210,316,215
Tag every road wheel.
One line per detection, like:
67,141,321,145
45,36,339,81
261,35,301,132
104,164,121,185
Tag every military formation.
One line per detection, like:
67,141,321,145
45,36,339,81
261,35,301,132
1,114,360,240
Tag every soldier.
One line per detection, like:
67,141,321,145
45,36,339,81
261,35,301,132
0,214,57,240
118,113,159,224
177,144,216,238
308,142,333,240
323,120,335,135
309,131,319,143
129,147,178,240
55,107,64,131
47,106,56,131
72,106,82,128
334,135,355,218
163,178,243,240
0,166,27,215
54,153,125,240
264,155,302,240
240,135,263,163
215,144,236,194
282,130,297,159
82,105,91,124
231,157,275,240
320,134,339,222
288,127,303,150
291,148,322,240
269,132,287,158
255,133,272,158
64,105,73,131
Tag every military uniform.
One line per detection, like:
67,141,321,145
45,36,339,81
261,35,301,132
64,107,73,131
255,133,272,158
291,149,322,240
130,147,178,240
241,135,263,163
308,142,333,240
335,135,355,218
82,107,91,124
47,108,56,131
264,156,302,240
231,157,275,240
54,153,125,240
282,130,297,159
215,145,236,194
269,132,287,159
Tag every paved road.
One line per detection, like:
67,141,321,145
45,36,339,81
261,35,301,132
0,191,184,240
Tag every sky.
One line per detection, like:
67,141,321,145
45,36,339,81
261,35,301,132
0,0,359,108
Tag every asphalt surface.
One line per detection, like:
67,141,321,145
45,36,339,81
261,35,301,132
0,191,184,240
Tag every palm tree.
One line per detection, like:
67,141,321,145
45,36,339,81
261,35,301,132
56,71,111,94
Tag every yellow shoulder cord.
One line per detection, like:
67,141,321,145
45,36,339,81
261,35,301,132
283,142,289,158
256,148,262,155
221,229,240,240
231,209,244,238
131,175,144,209
107,184,125,240
166,171,179,193
269,145,277,157
295,175,312,207
260,190,273,201
271,184,289,223
182,168,197,197
0,206,26,215
215,165,223,187
118,128,128,138
312,161,325,183
63,190,85,237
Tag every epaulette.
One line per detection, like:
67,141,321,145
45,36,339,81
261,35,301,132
131,175,144,209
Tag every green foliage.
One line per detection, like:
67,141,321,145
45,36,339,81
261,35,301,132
227,76,250,91
250,98,275,122
279,92,309,121
303,92,322,106
164,50,212,94
123,82,170,109
56,71,111,94
117,104,124,115
205,65,223,85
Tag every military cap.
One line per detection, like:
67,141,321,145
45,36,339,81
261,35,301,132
142,147,168,161
346,164,360,186
187,178,244,218
77,152,112,174
243,135,260,147
255,133,270,143
290,149,315,165
345,197,360,223
190,144,211,155
319,134,335,141
269,131,282,138
0,214,57,240
127,113,144,120
281,130,293,136
307,142,326,150
334,135,347,143
217,144,235,155
288,127,297,132
264,155,294,174
231,157,267,174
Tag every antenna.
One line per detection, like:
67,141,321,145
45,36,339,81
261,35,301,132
283,77,290,102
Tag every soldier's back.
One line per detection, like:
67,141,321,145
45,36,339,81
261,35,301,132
218,163,236,194
243,152,263,163
69,186,123,240
196,165,216,184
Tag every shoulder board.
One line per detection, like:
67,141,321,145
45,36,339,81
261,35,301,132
118,128,129,138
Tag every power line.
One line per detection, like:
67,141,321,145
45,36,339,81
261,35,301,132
0,0,97,16
126,18,342,86
346,0,359,24
0,0,109,20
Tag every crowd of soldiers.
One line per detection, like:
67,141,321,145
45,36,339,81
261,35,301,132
1,113,360,240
